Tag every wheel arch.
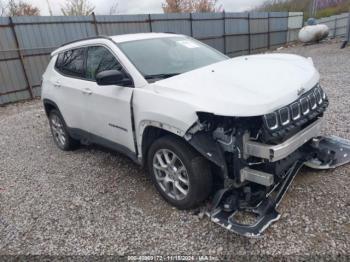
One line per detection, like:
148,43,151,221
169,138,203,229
140,123,183,165
43,99,60,117
140,123,225,190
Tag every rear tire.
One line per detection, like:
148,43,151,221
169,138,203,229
49,109,79,151
147,135,212,210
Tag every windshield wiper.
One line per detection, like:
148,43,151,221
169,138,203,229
144,73,180,80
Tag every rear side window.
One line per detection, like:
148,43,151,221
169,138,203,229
86,46,122,80
55,48,85,78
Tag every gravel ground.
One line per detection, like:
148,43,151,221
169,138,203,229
0,41,349,259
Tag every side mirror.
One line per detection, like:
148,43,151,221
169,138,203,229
96,70,126,86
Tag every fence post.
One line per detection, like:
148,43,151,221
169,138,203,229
302,12,305,27
248,13,251,54
334,16,338,38
92,12,99,35
267,12,270,49
190,13,193,37
9,17,34,99
148,14,153,32
341,12,350,48
223,11,227,55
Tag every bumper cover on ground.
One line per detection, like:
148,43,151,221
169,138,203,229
208,135,350,237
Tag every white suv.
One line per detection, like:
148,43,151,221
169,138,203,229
42,33,350,236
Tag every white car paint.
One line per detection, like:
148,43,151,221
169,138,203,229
42,33,320,159
152,53,319,117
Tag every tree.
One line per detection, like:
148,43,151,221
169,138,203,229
162,0,219,13
109,0,119,15
0,0,6,16
61,0,95,16
162,0,191,13
192,0,218,12
6,0,40,16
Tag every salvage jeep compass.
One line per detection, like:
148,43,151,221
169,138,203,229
42,33,350,236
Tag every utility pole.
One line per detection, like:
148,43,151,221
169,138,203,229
341,12,350,49
309,0,318,18
46,0,53,16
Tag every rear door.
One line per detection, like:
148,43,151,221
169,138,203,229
52,48,87,129
81,45,136,153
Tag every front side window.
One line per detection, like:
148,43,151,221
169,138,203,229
55,48,85,77
118,36,228,81
86,46,122,81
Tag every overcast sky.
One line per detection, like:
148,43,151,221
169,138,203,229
27,0,266,16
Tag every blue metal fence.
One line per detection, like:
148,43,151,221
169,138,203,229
0,12,303,105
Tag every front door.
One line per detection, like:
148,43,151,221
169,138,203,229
82,45,136,154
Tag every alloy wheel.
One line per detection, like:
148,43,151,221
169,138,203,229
152,149,190,200
50,114,66,147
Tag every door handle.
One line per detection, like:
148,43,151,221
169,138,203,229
53,81,61,88
82,88,92,95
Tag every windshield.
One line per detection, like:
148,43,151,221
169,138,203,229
118,36,228,81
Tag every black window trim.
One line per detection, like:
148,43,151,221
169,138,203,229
55,47,86,79
54,43,135,88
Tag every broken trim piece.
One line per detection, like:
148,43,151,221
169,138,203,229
305,135,350,169
186,131,227,171
137,120,185,158
207,161,304,237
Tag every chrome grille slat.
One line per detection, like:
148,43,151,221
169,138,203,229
300,97,310,115
264,112,278,130
279,107,290,126
314,88,322,104
290,102,301,120
308,93,317,110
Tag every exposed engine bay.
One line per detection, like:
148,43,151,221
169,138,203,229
184,84,350,237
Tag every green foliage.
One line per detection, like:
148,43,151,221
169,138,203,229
314,2,350,18
255,0,350,20
162,0,219,13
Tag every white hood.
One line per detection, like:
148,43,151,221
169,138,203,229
151,53,319,117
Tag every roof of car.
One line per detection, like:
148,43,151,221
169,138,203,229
111,32,180,43
51,33,181,56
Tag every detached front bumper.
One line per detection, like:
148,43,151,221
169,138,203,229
209,161,304,237
208,118,350,237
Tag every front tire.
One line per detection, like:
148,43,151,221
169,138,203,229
49,109,79,151
147,135,212,210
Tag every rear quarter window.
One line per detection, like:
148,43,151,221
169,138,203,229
55,48,85,78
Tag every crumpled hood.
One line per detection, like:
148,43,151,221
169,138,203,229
151,53,320,116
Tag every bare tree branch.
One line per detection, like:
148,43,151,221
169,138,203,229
192,0,218,12
7,0,40,16
61,0,95,16
109,0,119,15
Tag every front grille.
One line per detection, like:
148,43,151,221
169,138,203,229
290,102,300,120
279,107,290,125
265,112,278,130
308,93,317,110
300,97,309,115
262,84,328,143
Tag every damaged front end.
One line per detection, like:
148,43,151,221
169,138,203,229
184,85,350,237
